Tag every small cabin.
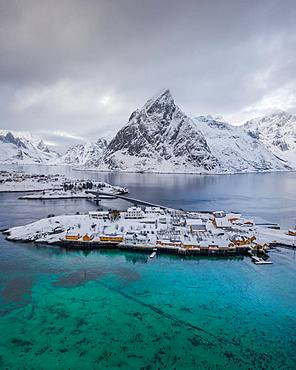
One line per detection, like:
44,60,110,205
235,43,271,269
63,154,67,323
82,234,93,241
99,235,123,243
65,234,80,241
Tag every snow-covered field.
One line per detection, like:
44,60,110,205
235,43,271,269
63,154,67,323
258,226,296,247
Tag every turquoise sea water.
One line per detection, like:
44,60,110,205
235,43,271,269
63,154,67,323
0,169,296,369
0,237,295,369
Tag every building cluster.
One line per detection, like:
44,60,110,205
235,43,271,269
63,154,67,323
0,171,61,184
64,206,259,255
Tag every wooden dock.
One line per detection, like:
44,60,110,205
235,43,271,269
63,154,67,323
46,239,250,257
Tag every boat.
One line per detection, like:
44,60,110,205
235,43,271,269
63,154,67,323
251,255,273,265
149,248,157,258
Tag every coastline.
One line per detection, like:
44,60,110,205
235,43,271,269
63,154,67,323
1,162,295,176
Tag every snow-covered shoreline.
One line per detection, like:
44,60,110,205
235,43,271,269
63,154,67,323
0,171,129,195
18,190,95,200
72,166,294,176
3,207,295,257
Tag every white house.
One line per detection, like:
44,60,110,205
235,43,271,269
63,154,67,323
213,211,226,218
89,211,110,220
145,206,164,215
125,207,144,219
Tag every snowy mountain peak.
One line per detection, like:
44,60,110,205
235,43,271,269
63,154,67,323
193,115,289,173
102,90,220,172
0,132,26,148
37,140,50,153
244,110,296,168
0,131,60,164
95,138,109,150
62,138,109,166
143,88,174,115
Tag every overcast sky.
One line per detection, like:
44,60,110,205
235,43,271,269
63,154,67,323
0,0,296,151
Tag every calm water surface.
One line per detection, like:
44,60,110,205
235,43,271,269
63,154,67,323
0,166,295,369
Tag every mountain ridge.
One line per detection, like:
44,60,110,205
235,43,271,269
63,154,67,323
101,89,220,172
244,111,296,168
0,91,294,172
0,130,60,164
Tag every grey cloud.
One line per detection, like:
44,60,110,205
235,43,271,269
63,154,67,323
0,0,296,150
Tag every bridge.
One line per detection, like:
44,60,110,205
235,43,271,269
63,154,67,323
85,190,170,210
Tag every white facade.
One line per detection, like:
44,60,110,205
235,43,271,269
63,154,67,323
145,206,164,215
89,211,109,219
213,211,226,218
125,207,144,219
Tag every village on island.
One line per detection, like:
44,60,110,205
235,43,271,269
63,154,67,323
1,170,296,265
0,170,128,198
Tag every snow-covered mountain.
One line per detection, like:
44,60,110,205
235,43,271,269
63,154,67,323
0,131,60,164
244,111,296,169
193,115,289,172
1,94,294,173
62,138,108,166
101,89,219,173
94,89,288,173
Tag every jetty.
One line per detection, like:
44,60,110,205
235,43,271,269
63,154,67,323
86,190,170,209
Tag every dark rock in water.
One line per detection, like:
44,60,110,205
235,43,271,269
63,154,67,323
2,277,33,304
52,269,106,287
11,338,33,347
188,336,201,347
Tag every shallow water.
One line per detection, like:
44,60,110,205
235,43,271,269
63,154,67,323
0,167,296,369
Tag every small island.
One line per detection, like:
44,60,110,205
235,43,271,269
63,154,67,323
0,170,128,198
4,204,295,263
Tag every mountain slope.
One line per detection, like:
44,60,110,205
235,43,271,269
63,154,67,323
0,131,60,164
62,138,108,166
244,111,296,168
194,116,289,173
101,89,220,173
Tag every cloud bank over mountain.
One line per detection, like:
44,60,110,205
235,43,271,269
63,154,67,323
0,0,296,149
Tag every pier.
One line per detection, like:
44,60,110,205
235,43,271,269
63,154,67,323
47,239,251,257
85,190,170,210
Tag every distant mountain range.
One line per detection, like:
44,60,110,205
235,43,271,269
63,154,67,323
0,90,295,173
0,130,60,164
